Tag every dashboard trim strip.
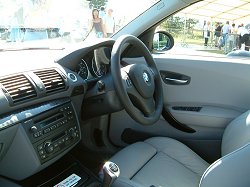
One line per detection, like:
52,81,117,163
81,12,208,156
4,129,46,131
0,98,70,131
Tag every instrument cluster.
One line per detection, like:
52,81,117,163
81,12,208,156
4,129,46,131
76,47,111,80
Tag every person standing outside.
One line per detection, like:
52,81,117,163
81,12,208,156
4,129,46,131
238,24,250,51
237,24,244,49
23,0,49,41
99,7,106,19
231,23,237,34
214,22,222,47
218,21,230,49
103,8,115,38
90,9,106,38
9,9,23,42
203,21,211,47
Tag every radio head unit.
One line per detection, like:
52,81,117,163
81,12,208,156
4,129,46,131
23,102,80,164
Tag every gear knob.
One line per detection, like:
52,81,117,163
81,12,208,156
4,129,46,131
102,161,120,187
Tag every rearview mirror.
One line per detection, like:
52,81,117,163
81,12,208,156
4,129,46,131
153,31,174,51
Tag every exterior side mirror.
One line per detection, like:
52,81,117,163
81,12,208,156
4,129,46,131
153,31,174,51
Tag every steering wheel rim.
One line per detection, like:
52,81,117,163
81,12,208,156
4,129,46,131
111,34,163,125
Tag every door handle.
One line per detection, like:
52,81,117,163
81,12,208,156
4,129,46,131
160,71,191,85
165,77,188,84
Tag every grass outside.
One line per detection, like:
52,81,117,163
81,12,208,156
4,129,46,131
174,36,225,55
175,37,204,45
166,29,226,55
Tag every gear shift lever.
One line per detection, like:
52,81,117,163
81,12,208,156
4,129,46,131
102,161,120,187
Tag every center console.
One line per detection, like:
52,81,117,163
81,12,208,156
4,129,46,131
23,101,80,164
0,98,81,180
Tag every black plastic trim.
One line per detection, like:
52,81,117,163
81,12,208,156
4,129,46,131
121,128,153,144
172,106,202,112
20,154,100,187
0,98,70,131
162,107,196,133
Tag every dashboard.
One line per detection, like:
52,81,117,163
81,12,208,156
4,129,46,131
0,39,119,181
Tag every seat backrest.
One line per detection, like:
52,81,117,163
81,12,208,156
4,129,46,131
199,143,250,187
221,110,250,156
199,110,250,187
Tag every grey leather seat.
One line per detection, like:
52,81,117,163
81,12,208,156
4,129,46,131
109,111,250,187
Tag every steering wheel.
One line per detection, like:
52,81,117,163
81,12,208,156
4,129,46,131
111,35,163,125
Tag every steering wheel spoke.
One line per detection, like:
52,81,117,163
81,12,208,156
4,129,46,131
136,97,155,117
120,67,139,95
144,97,156,116
148,66,157,80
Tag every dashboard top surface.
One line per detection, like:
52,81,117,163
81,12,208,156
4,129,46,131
0,39,115,78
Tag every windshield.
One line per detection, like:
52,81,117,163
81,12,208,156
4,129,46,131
0,0,158,49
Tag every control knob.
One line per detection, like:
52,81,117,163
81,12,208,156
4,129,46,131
44,142,54,154
69,128,77,138
30,126,38,133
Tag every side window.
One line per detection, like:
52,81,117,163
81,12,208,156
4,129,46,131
155,1,250,58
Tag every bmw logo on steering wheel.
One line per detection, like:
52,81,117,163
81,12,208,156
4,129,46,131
143,71,150,84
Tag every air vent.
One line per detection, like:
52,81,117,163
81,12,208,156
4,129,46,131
34,69,66,94
0,74,37,103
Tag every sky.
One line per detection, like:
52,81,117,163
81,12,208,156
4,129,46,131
107,0,158,20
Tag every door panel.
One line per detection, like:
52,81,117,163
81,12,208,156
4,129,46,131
109,55,250,162
169,106,241,128
110,111,225,145
156,55,250,111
